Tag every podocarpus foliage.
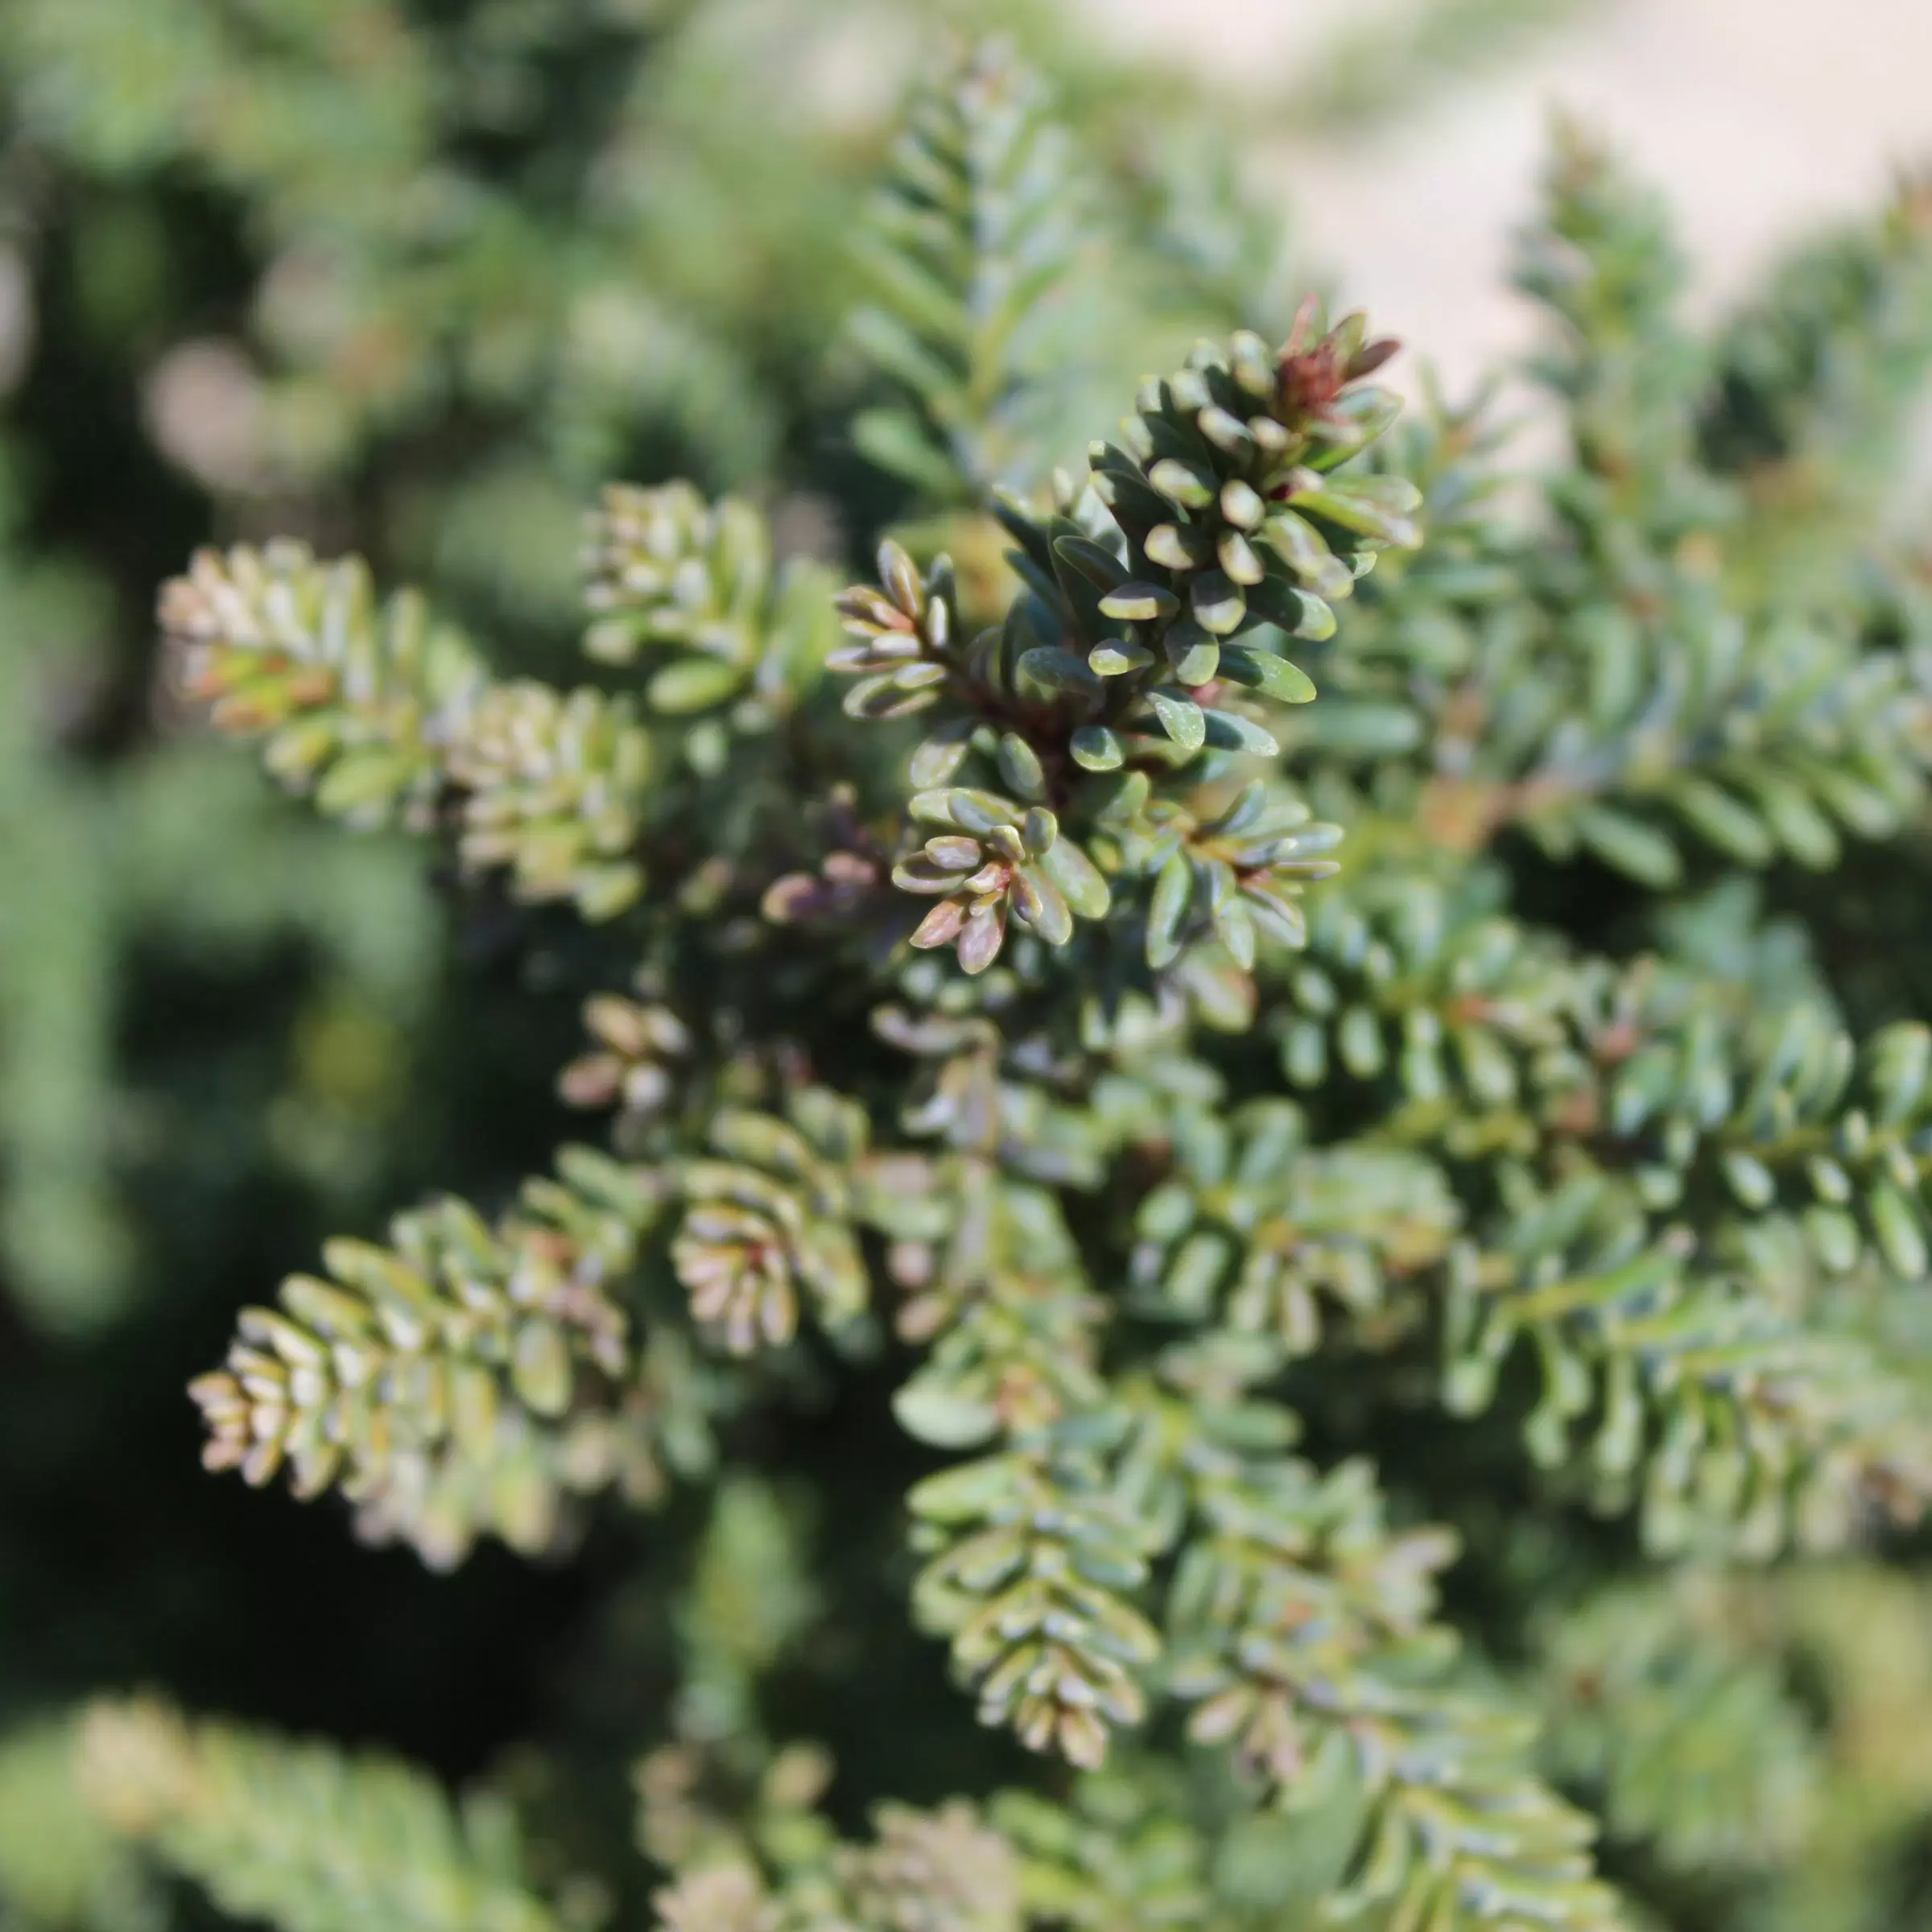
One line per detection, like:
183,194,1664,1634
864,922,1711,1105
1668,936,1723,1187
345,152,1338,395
36,36,1932,1932
0,0,1359,1345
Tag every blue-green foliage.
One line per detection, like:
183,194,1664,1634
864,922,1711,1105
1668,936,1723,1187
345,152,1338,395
7,14,1932,1932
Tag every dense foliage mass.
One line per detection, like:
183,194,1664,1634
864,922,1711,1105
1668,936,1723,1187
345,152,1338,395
10,6,1932,1932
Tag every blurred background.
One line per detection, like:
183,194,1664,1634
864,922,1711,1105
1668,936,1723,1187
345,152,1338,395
1,0,1930,1901
1106,0,1932,403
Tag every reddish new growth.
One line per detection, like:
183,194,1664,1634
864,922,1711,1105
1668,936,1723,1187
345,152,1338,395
1274,294,1401,427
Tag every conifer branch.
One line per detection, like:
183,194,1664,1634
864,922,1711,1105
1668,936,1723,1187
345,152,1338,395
897,1175,1160,1771
832,310,1418,985
189,1148,707,1567
0,1715,155,1931
1515,122,1712,530
161,542,485,830
644,1796,1024,1932
583,481,838,719
1538,1577,1819,1872
990,1780,1208,1930
837,1799,1022,1932
1702,175,1932,487
1127,1097,1459,1352
910,1435,1162,1772
1304,137,1932,880
1136,1377,1625,1932
77,1700,566,1932
1417,596,1932,877
1266,865,1932,1547
848,40,1094,502
888,1170,1633,1930
671,1089,875,1356
162,543,657,919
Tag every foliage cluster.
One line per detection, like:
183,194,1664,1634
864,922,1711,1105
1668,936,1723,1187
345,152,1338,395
7,7,1932,1932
